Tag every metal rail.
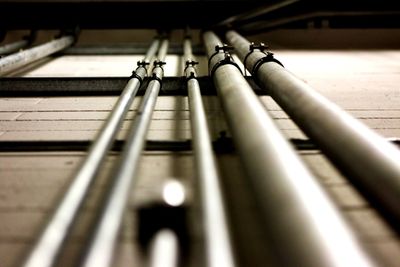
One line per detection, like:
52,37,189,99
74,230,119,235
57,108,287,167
226,30,400,224
81,38,169,267
0,137,357,153
184,36,236,267
21,38,160,267
203,31,373,267
7,137,396,153
0,36,74,76
0,76,263,97
61,43,205,55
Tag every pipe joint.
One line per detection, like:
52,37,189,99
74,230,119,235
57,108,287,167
150,60,166,88
153,60,166,68
251,52,284,79
184,60,198,80
184,59,198,71
207,44,233,70
243,42,268,75
207,44,242,78
210,52,242,78
130,66,147,85
242,42,284,77
137,60,150,70
130,60,151,84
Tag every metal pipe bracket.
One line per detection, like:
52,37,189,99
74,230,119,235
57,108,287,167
207,44,233,70
137,60,150,70
252,52,283,73
130,60,151,84
150,60,166,88
241,42,284,77
184,60,198,80
243,42,268,76
208,44,242,78
184,59,199,71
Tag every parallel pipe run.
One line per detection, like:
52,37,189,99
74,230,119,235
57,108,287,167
21,39,160,267
81,38,169,267
0,39,29,55
184,37,236,267
203,31,373,267
226,30,400,223
0,36,74,75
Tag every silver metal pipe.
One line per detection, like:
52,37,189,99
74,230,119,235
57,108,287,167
149,229,179,267
226,30,400,223
183,39,192,61
0,39,29,55
157,38,169,62
21,39,160,267
184,37,236,267
81,38,169,267
203,31,373,267
0,36,74,75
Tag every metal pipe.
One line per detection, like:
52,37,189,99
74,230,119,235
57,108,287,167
203,31,373,267
148,229,179,267
183,40,190,60
226,30,400,224
0,36,74,75
184,37,236,267
21,38,160,267
0,39,29,55
81,38,169,267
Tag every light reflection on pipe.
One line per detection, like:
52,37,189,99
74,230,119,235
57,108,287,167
163,180,186,207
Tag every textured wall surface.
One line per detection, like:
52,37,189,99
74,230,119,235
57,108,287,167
0,49,399,266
